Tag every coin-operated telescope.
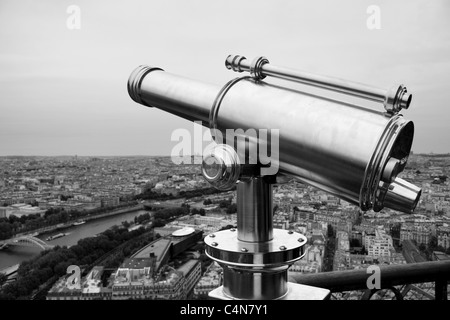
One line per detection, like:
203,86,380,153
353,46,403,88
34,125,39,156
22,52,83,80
128,55,421,300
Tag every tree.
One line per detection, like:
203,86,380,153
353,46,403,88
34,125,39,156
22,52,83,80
136,212,150,224
60,194,73,201
203,199,212,205
350,238,361,248
122,221,131,229
199,208,206,216
0,273,7,286
327,225,335,238
219,200,231,208
0,292,14,300
313,203,322,210
226,204,237,214
153,219,165,228
273,204,279,214
0,222,13,240
34,267,53,283
60,210,69,222
428,236,438,251
418,243,427,252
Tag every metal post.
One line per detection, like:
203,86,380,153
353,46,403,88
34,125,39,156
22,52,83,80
205,174,330,300
435,279,448,300
223,177,286,299
237,177,273,243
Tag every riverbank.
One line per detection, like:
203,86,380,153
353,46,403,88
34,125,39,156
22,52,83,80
14,203,144,237
0,264,19,277
0,263,19,288
70,203,144,224
0,208,151,270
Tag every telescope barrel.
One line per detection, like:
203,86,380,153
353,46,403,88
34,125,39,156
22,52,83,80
128,65,220,123
128,57,421,214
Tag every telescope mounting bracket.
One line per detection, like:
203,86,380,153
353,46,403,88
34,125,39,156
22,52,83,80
202,149,330,300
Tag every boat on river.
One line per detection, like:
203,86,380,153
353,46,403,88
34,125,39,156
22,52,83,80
46,233,68,241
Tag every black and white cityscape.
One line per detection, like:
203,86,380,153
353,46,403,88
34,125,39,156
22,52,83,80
0,0,449,307
0,153,449,300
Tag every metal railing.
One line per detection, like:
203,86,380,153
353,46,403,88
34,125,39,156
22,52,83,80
289,260,450,300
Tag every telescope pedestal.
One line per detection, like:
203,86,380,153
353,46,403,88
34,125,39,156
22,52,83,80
205,176,330,300
209,283,330,300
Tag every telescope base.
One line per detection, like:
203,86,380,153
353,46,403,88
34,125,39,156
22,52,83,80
208,282,331,300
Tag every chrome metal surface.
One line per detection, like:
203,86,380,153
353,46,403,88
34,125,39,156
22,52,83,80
225,55,412,113
128,57,421,214
222,266,288,300
128,65,219,124
382,157,401,182
204,229,306,267
237,177,273,242
129,56,423,300
127,65,163,106
213,77,417,213
383,177,422,214
202,173,307,300
290,260,450,300
209,76,251,141
201,144,241,190
208,283,331,300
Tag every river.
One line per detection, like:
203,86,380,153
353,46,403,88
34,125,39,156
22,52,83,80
0,209,151,270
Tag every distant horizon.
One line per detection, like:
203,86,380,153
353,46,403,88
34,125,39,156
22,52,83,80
1,152,449,158
1,1,449,156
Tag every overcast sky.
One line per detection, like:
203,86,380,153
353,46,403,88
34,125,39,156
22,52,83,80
0,0,449,156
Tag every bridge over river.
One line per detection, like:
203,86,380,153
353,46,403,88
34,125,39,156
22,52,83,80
0,235,54,251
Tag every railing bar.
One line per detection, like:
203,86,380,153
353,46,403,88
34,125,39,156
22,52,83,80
291,260,450,293
409,284,435,300
435,280,448,301
401,284,413,298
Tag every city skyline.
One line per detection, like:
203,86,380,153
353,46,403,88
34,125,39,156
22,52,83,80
1,0,450,156
1,152,448,301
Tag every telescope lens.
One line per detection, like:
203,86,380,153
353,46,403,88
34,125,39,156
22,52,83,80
383,177,422,214
202,155,223,180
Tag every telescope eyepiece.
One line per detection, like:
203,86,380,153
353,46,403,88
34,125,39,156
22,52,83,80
201,144,241,190
127,65,163,106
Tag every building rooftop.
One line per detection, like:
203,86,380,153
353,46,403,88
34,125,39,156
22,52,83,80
176,259,199,276
48,266,110,296
82,266,104,294
433,251,450,261
172,226,195,237
132,238,171,260
113,266,181,287
121,258,155,269
48,275,79,294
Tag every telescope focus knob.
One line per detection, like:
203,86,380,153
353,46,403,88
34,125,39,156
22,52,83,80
201,144,241,190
